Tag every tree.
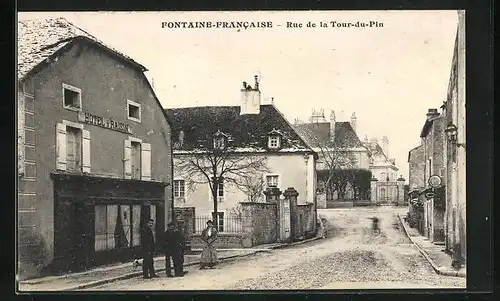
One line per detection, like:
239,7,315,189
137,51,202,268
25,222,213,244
314,141,357,201
238,173,267,203
346,169,372,200
175,138,269,226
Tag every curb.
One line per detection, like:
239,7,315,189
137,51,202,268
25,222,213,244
397,215,466,278
62,250,262,291
268,236,323,250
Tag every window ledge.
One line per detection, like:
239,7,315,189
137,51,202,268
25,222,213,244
63,106,82,112
127,117,141,123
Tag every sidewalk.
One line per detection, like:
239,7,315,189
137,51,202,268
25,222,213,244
398,215,466,278
18,236,321,292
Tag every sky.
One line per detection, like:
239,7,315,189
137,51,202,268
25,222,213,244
18,11,459,180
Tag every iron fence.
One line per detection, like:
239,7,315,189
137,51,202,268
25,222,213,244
194,215,243,234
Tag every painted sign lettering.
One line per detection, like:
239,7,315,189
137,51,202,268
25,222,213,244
78,111,133,134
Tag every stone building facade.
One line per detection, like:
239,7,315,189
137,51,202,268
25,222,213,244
17,18,173,279
443,11,466,267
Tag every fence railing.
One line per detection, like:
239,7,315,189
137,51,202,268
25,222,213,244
194,215,244,234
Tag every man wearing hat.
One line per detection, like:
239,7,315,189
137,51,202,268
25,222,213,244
163,222,186,277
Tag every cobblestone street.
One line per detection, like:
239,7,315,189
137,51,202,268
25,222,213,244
84,207,465,290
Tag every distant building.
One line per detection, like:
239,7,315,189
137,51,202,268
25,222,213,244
419,108,446,242
405,11,466,270
167,76,317,232
17,18,173,279
362,136,405,206
407,145,425,229
293,110,371,207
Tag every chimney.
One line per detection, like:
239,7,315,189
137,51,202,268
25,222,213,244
310,108,326,123
240,76,261,115
426,108,440,120
329,110,336,142
350,112,357,133
254,75,259,91
382,136,389,157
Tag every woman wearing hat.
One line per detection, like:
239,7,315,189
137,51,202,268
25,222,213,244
199,220,218,269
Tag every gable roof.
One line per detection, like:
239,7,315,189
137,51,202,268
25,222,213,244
17,17,146,81
17,18,172,127
293,122,366,150
420,115,443,138
166,105,312,153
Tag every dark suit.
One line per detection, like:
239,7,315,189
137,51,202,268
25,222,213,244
141,226,156,278
163,229,184,276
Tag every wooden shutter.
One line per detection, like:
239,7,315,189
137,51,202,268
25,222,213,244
56,123,67,170
82,129,91,173
141,143,151,181
124,139,132,179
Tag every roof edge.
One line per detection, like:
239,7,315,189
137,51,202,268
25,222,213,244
270,104,315,154
19,36,147,83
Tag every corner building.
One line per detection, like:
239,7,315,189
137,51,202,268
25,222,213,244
17,18,173,279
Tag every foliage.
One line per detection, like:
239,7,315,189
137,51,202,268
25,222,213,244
318,168,371,200
314,139,358,200
238,173,267,203
175,136,270,222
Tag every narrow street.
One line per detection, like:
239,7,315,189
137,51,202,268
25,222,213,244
85,207,465,290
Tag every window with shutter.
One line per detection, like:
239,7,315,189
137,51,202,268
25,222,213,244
141,143,151,181
82,129,91,173
123,140,132,179
131,142,141,180
66,126,82,171
56,123,67,170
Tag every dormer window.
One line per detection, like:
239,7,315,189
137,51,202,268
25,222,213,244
213,130,228,150
267,128,282,150
268,136,280,148
214,137,225,149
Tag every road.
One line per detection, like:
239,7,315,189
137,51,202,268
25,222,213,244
84,206,465,290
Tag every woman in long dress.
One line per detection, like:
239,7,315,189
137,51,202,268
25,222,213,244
200,220,218,269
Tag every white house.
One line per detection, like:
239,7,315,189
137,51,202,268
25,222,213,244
166,76,317,233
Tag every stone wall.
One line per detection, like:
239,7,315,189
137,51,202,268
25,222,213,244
296,204,315,239
240,202,278,247
174,207,195,251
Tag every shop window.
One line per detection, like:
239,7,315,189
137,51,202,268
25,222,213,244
94,204,143,252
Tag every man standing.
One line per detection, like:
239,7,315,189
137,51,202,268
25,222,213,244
163,222,186,277
141,219,159,279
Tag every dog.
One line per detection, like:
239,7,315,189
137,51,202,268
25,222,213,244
133,258,143,270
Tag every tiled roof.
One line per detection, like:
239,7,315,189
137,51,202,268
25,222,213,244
18,17,145,80
420,115,443,138
166,105,312,152
293,122,366,149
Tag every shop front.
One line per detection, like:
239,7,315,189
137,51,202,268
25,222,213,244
50,172,167,273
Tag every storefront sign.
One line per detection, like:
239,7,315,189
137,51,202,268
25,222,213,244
78,111,133,134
